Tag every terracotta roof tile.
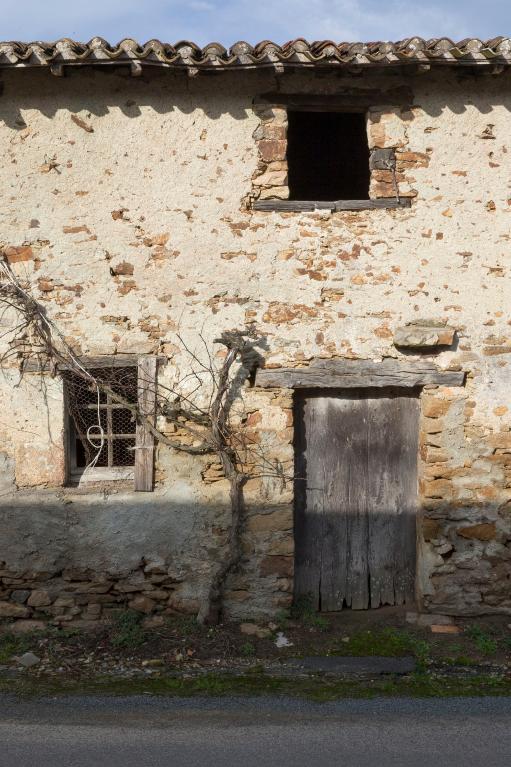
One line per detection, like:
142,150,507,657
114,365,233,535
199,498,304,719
0,37,510,71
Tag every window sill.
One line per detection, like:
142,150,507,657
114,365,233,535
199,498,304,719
68,467,134,487
252,197,412,212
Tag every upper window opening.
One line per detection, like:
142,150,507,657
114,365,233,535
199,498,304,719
287,111,370,201
64,366,138,471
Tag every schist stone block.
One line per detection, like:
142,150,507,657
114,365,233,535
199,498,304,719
393,322,456,349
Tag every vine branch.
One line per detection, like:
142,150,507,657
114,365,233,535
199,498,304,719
0,259,287,623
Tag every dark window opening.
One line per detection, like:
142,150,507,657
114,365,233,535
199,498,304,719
287,111,370,201
64,366,138,470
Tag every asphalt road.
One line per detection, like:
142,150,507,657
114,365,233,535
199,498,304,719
1,694,510,766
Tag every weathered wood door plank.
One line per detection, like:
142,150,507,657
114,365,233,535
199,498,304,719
367,395,418,608
293,396,322,608
343,395,370,610
309,397,353,611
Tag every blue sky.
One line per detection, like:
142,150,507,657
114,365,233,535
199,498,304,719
1,0,510,44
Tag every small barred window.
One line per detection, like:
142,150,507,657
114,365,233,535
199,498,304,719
287,111,370,201
64,366,138,471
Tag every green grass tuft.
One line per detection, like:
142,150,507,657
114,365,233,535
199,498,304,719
466,625,498,656
240,642,256,657
0,632,38,664
290,597,331,631
110,611,146,649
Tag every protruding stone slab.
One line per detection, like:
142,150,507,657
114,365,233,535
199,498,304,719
393,321,456,349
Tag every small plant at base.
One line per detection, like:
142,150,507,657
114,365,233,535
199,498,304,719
408,638,431,668
110,610,146,649
311,615,331,632
454,655,478,667
166,615,200,638
274,609,290,630
240,642,256,658
0,633,31,664
290,596,331,631
466,625,498,656
448,643,463,655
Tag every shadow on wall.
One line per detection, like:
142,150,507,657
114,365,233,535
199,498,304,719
0,492,294,616
0,67,253,129
1,67,511,130
0,493,284,570
292,503,511,615
0,490,509,617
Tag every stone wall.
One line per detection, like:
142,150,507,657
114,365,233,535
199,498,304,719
418,383,511,615
0,65,510,622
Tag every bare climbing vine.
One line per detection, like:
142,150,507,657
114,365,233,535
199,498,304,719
0,259,287,624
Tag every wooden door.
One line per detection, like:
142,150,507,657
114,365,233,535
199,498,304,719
294,389,419,610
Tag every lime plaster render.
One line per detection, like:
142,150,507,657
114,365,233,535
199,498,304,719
0,66,510,621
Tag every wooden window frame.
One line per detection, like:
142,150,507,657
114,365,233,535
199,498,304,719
63,355,161,491
66,374,138,483
251,93,412,213
134,355,157,492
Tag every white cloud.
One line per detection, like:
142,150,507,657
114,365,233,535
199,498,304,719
0,0,171,41
188,1,215,11
0,0,504,44
211,0,468,43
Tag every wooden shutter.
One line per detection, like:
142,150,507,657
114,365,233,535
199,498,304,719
134,356,157,492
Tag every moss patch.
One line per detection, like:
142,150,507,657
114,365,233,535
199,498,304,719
328,628,430,660
1,670,511,701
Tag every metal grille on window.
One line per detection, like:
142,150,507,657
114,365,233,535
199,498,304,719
64,367,138,469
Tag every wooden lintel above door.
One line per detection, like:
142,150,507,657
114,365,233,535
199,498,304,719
256,358,465,389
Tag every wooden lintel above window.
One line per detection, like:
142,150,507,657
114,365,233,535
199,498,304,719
22,354,167,373
253,198,411,212
255,87,414,110
256,358,465,389
58,355,167,370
